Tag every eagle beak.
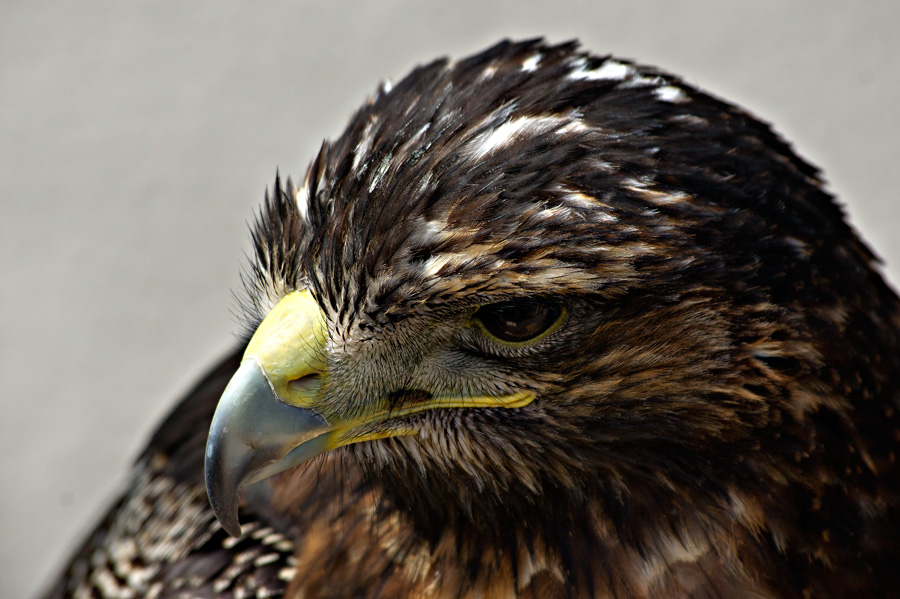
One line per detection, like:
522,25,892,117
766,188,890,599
204,359,331,536
204,290,333,537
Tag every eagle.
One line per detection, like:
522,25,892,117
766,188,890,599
43,39,900,599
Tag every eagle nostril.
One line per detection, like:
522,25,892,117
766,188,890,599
288,373,322,395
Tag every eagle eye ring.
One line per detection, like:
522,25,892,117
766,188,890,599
472,299,564,344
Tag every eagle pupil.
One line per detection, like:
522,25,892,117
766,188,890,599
475,299,561,343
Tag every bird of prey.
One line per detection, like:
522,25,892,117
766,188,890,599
44,39,899,599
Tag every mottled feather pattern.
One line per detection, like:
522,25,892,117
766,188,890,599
45,39,899,598
49,456,295,599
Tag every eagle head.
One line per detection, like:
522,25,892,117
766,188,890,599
203,39,900,596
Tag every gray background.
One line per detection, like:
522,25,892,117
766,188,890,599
2,1,898,596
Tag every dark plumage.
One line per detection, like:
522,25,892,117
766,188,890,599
44,39,899,598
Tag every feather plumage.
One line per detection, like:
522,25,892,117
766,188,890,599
44,39,900,599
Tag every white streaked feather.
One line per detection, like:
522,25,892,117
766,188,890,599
569,60,633,82
465,115,573,160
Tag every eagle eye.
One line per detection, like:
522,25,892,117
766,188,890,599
473,299,563,343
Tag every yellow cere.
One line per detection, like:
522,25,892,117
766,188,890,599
244,290,328,408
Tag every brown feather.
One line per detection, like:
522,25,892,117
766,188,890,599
44,39,900,599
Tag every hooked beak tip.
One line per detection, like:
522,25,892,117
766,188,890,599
204,359,331,537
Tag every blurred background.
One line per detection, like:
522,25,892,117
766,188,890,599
2,1,898,595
